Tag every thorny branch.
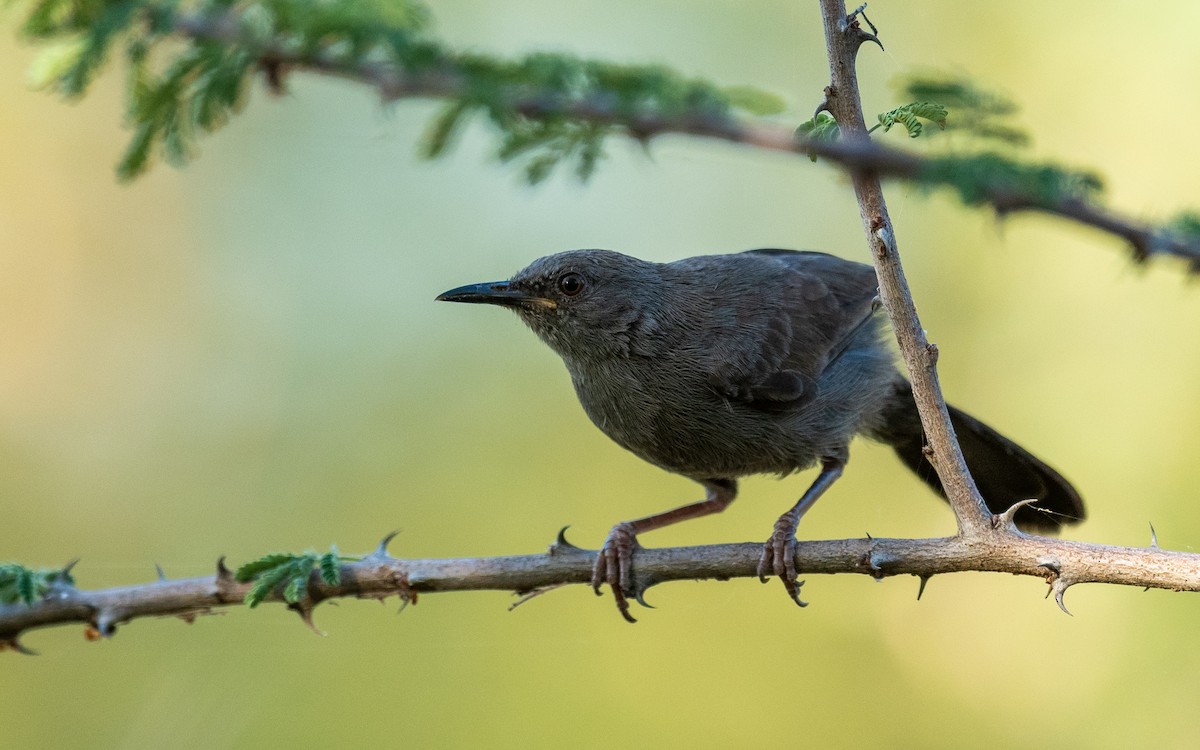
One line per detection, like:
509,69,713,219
4,526,1200,650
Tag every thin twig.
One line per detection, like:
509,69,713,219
817,0,992,533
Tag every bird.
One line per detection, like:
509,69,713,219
437,248,1084,621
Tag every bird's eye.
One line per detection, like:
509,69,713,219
557,272,585,296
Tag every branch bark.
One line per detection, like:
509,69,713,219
4,528,1199,650
817,0,991,534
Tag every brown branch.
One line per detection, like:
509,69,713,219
4,527,1200,650
818,0,992,534
165,9,1200,271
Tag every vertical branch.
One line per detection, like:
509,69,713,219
815,1,992,534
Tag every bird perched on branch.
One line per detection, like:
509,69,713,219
438,248,1084,621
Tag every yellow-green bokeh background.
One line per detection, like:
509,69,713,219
4,2,1200,747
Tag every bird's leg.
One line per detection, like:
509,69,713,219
758,457,845,606
594,478,737,623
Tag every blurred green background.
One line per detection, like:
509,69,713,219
3,1,1200,747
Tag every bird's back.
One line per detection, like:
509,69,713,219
568,249,897,480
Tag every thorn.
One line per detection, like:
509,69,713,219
997,498,1040,531
215,556,233,582
1149,522,1160,549
916,575,931,600
57,558,80,581
550,526,585,554
178,612,197,624
811,98,831,123
155,563,167,581
288,602,326,636
508,583,568,611
372,530,401,560
864,531,873,541
633,579,658,610
1051,578,1073,616
842,4,884,50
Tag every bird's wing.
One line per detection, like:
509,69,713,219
704,249,880,411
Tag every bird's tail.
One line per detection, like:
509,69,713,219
871,380,1085,532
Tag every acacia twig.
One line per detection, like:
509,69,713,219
818,0,992,534
164,8,1200,271
4,527,1200,650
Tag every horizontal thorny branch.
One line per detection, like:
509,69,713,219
3,522,1199,652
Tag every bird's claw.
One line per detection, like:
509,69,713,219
757,518,808,607
592,522,644,623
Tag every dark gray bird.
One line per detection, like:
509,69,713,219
438,248,1084,620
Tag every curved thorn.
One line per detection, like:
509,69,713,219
154,563,167,581
1052,579,1073,616
551,526,583,554
998,498,1040,530
633,585,655,610
215,556,233,581
812,99,831,123
916,574,931,601
1149,522,1160,549
373,530,401,559
289,603,326,636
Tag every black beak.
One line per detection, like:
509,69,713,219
436,281,556,310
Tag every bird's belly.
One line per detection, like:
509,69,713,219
572,370,819,479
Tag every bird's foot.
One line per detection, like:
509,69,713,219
592,521,645,623
757,516,808,607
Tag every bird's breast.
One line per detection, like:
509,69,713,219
565,357,815,479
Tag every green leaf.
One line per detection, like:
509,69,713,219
876,102,947,138
236,553,301,583
318,548,341,586
26,36,90,92
921,153,1103,207
422,100,473,159
0,562,73,605
794,112,840,162
282,562,313,604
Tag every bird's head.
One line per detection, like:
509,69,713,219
437,249,659,361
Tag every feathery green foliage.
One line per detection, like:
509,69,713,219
236,547,346,608
921,153,1103,208
794,112,840,161
897,74,1029,146
18,0,779,183
0,563,74,605
874,101,947,138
